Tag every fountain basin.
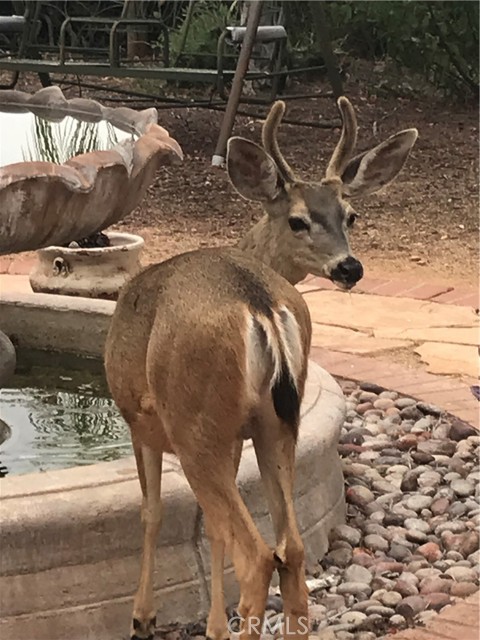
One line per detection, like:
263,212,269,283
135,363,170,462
0,291,346,640
0,86,182,255
0,349,131,475
29,231,144,299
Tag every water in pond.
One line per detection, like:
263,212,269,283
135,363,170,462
0,350,132,476
0,111,136,167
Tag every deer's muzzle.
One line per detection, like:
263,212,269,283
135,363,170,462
330,256,363,288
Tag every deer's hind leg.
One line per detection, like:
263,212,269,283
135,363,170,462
168,423,273,640
206,438,244,640
252,406,308,640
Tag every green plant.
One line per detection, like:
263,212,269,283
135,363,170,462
325,1,479,102
168,0,239,69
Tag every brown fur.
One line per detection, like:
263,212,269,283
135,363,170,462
104,97,418,640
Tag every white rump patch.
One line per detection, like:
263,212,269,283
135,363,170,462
273,306,303,384
244,312,281,400
244,306,303,402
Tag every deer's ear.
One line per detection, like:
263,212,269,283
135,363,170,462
227,137,282,202
341,129,418,197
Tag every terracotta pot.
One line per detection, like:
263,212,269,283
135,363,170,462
29,232,144,300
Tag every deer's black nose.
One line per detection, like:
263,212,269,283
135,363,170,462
331,256,363,287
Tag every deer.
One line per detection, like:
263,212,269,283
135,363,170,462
104,96,418,640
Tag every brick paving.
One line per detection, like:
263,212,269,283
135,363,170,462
385,593,479,640
1,254,36,275
297,274,478,308
433,289,480,308
310,346,478,427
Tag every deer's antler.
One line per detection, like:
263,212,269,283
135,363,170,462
262,101,296,184
325,97,358,180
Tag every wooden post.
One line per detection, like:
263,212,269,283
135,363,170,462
211,0,263,167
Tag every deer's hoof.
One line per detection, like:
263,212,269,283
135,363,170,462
131,615,156,640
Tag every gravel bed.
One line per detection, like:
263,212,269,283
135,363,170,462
156,380,479,640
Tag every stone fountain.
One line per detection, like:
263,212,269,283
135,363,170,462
0,85,182,385
0,87,346,640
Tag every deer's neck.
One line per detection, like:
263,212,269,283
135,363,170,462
236,215,307,286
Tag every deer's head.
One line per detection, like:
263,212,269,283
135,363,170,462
226,97,418,288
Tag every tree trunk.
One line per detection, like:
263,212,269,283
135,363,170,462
125,0,151,60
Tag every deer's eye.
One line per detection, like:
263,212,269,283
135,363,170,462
346,212,358,228
288,217,310,233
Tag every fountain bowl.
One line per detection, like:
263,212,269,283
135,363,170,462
0,85,182,256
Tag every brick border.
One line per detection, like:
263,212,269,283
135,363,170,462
299,274,479,308
381,593,479,640
310,346,478,428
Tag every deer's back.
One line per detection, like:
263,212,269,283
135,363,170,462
104,247,311,435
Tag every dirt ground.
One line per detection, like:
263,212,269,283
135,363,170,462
4,68,479,288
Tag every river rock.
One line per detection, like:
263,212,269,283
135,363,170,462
400,405,423,421
396,595,426,619
379,591,402,607
318,595,346,612
373,398,394,411
344,564,373,585
450,582,478,597
431,497,450,516
445,566,477,582
417,440,456,456
395,398,416,409
326,547,353,567
365,605,395,617
406,529,428,544
419,577,452,595
330,524,362,547
337,582,373,597
339,611,368,628
346,485,375,506
424,592,451,611
417,402,443,417
417,542,443,562
390,614,406,628
411,450,435,464
417,470,442,488
459,531,480,557
400,470,419,492
394,580,419,597
389,543,413,563
451,479,475,497
357,402,374,415
359,384,384,397
404,495,433,512
449,420,478,441
363,534,389,553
